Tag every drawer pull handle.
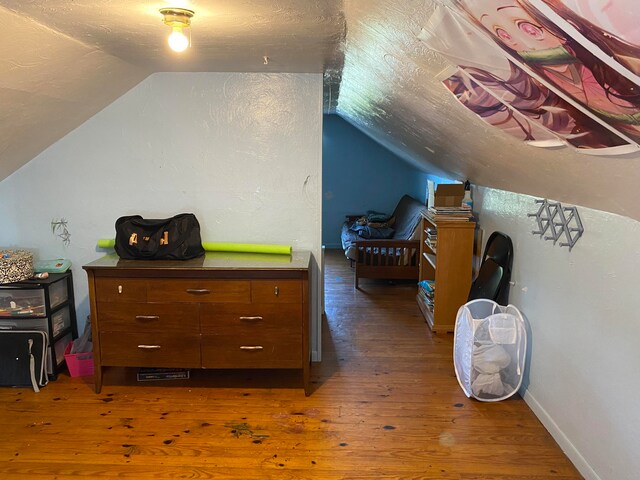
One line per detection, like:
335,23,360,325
137,344,161,350
274,286,279,296
239,316,263,322
118,285,123,294
186,289,210,295
135,315,160,321
240,345,263,351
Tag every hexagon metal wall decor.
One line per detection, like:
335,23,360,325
528,199,584,251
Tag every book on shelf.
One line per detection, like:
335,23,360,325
137,368,190,381
427,205,473,223
426,228,438,243
418,279,435,292
417,290,434,310
417,279,435,309
426,231,437,240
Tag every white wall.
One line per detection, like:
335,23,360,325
0,72,324,360
474,186,640,480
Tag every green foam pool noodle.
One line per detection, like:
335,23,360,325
208,251,292,263
201,242,292,255
97,239,115,248
97,239,291,255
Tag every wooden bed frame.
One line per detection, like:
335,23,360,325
353,239,420,289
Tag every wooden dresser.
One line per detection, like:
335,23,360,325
83,251,311,395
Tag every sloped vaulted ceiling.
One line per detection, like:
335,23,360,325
0,0,345,179
0,7,150,180
337,1,640,221
1,1,640,221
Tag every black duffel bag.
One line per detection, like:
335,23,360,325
114,213,205,260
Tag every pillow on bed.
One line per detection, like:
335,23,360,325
357,226,395,239
366,210,392,223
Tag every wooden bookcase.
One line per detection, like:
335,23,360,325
416,213,475,333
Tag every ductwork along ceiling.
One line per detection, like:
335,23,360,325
1,0,640,220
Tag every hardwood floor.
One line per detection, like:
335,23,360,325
0,249,582,479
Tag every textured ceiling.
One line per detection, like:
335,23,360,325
1,0,345,72
1,0,640,220
0,0,345,181
338,0,640,221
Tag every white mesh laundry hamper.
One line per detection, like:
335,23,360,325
454,299,527,402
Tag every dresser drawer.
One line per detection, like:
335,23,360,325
100,332,201,367
200,303,302,336
147,279,250,303
97,302,199,333
251,280,302,304
95,278,147,303
201,333,302,368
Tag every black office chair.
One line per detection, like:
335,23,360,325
467,231,513,305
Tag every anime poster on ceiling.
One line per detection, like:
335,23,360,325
530,0,640,67
419,3,636,152
442,68,564,145
449,0,640,146
443,63,631,150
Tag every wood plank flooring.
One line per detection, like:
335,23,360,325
0,249,582,479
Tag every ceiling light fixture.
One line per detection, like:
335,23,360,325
159,7,194,53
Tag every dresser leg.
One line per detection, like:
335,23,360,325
94,366,103,394
303,365,311,396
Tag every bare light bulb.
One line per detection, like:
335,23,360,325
168,27,189,52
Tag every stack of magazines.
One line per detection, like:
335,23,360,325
417,280,435,311
426,205,472,222
426,227,437,250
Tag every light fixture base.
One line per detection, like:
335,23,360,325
159,8,194,28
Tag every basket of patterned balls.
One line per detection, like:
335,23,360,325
0,250,34,285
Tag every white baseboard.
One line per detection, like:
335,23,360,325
522,389,600,480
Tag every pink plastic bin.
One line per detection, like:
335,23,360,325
64,342,94,377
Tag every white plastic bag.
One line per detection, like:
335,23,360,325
471,344,511,396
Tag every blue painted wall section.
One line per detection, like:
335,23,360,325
322,114,429,248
